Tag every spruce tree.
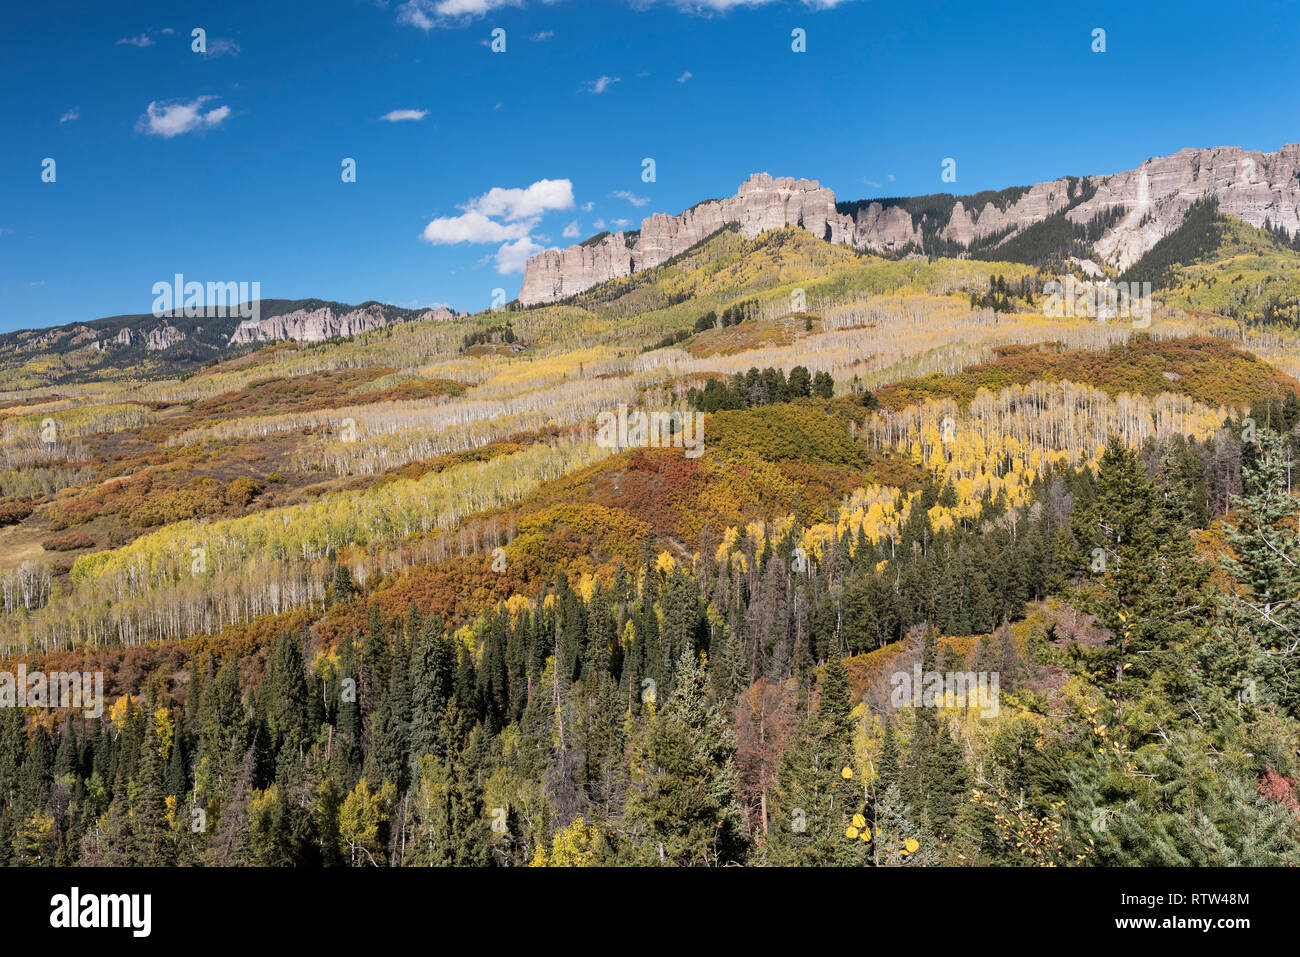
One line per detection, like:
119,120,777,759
264,629,311,749
1200,429,1300,720
131,715,174,865
625,650,746,865
1066,437,1212,743
408,615,453,764
766,656,867,865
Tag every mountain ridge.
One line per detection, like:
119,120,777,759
0,298,461,386
519,143,1300,305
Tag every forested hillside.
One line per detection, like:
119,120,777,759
1127,204,1300,330
3,226,1299,867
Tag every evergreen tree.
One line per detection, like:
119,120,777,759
626,650,746,865
408,616,453,764
1066,438,1213,744
130,715,173,865
264,629,311,749
1199,429,1300,720
766,656,867,865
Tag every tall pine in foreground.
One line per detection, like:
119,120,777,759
1066,437,1212,748
766,655,869,865
626,650,746,865
1200,428,1300,720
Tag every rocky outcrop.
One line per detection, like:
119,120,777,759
91,329,133,352
519,235,635,305
520,174,861,305
145,324,186,351
941,179,1075,246
1074,145,1300,271
520,144,1300,304
846,202,921,252
723,174,853,245
228,304,458,345
89,324,172,352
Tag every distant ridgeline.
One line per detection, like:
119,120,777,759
0,299,458,384
520,143,1300,307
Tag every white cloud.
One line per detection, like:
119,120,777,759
580,201,594,212
437,0,520,13
59,108,80,124
421,211,534,245
666,0,859,12
398,0,856,29
421,178,574,277
582,75,620,94
676,71,692,83
494,236,543,274
592,219,606,230
117,33,154,47
136,97,231,138
398,2,437,29
611,190,650,207
530,30,554,41
397,0,523,29
665,0,768,10
666,0,847,10
203,37,241,58
465,178,574,221
613,218,631,228
562,221,580,238
380,109,429,122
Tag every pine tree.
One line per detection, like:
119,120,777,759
1199,428,1300,720
1066,437,1213,743
164,730,188,801
923,720,968,842
872,782,927,865
329,561,355,606
130,715,173,865
660,568,701,684
408,616,453,764
766,656,868,865
264,630,311,749
625,650,746,865
208,747,257,865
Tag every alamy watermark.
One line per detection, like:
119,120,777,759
151,273,261,323
50,887,151,937
889,664,1000,718
0,665,103,719
595,404,705,459
1042,275,1151,327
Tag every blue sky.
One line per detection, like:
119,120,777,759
2,0,1298,332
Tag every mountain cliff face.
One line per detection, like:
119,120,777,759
520,174,854,304
228,303,458,345
519,144,1300,304
1072,145,1300,271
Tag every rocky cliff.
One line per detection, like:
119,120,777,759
228,302,458,345
520,174,856,304
519,144,1300,304
1073,145,1300,271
